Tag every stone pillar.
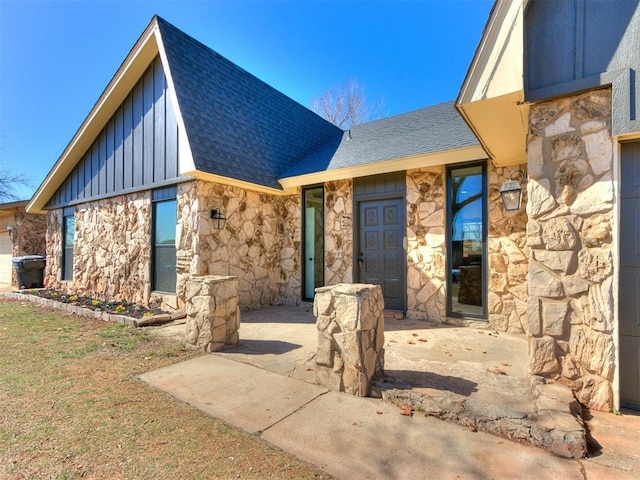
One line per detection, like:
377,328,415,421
185,275,240,352
313,283,385,396
526,89,614,410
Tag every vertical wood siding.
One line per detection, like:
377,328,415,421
47,57,180,208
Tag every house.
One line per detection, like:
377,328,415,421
27,0,640,413
0,200,47,285
457,0,640,413
26,15,487,318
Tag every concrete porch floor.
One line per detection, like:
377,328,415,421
215,304,532,417
151,303,640,471
155,303,530,413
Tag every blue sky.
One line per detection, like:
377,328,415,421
0,0,494,201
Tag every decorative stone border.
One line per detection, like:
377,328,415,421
3,291,184,328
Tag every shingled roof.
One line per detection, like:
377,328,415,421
156,17,343,190
29,16,484,213
280,101,480,180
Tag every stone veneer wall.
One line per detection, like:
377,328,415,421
44,210,62,288
179,180,301,310
406,166,446,321
324,179,353,285
13,212,47,258
487,164,529,333
406,164,528,332
526,89,614,410
45,192,153,306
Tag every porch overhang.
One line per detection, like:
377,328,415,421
456,0,529,167
456,92,529,167
277,145,487,189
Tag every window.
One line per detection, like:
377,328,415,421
152,187,177,293
447,163,486,318
62,207,75,281
303,186,324,300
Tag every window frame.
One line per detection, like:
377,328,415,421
302,185,325,301
151,186,177,294
61,207,75,282
445,161,488,320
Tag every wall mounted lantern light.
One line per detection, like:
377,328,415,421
210,208,227,229
500,169,528,212
6,225,14,241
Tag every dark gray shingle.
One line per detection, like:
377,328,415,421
281,101,481,179
157,17,343,190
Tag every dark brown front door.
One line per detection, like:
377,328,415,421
620,141,640,409
358,198,405,311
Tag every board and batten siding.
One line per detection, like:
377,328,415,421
47,56,180,208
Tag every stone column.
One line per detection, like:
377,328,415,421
526,89,614,410
185,275,240,352
313,283,385,396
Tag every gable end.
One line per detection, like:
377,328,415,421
47,57,182,209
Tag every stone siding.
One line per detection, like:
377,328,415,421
44,210,63,286
13,212,47,258
181,180,301,310
406,166,446,321
526,89,614,410
324,179,353,285
487,164,529,333
46,192,153,306
406,163,528,331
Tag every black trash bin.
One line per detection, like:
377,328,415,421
12,255,46,289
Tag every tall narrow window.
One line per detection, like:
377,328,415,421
303,187,324,300
447,163,486,318
152,187,177,293
62,208,75,281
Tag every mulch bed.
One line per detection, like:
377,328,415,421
20,288,167,319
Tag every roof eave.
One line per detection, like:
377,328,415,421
185,170,297,196
27,18,162,214
455,0,528,166
0,200,29,211
277,144,487,189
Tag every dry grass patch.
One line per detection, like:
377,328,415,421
0,298,332,480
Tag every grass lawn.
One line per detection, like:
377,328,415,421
0,297,332,480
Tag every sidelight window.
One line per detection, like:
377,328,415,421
447,163,486,318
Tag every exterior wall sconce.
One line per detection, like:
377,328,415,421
500,169,528,212
6,225,14,241
210,208,227,229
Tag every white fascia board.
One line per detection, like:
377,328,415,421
27,20,160,213
277,145,488,189
153,28,197,176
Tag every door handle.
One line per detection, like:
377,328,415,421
358,252,364,268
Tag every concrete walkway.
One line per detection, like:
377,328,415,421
141,355,584,480
142,305,640,479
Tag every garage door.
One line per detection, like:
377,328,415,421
0,232,12,284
